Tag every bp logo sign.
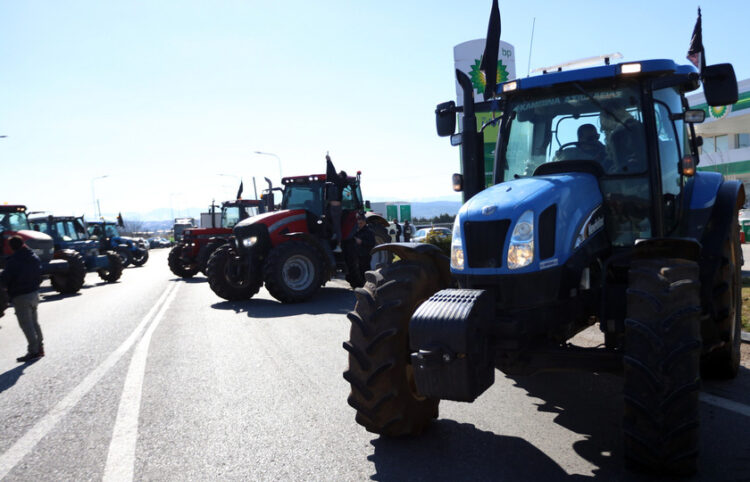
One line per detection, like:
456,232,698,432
709,105,731,119
469,58,510,95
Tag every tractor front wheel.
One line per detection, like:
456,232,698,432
206,244,262,301
131,248,149,267
343,259,443,436
623,258,701,475
702,221,742,379
116,247,133,268
98,251,124,282
51,249,87,294
264,241,323,303
168,245,199,278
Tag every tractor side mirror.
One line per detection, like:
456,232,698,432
452,173,464,192
702,64,738,107
365,200,371,209
436,101,457,137
683,109,705,123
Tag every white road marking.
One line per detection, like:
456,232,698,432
0,283,177,480
700,392,750,418
102,283,179,482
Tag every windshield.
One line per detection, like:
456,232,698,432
0,212,30,232
282,182,324,216
501,84,647,180
222,205,260,228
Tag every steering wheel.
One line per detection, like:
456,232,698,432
557,141,580,152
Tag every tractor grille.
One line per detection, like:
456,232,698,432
538,204,557,260
464,220,510,269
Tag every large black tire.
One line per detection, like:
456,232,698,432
702,221,742,379
264,241,324,303
131,248,149,267
206,244,262,301
199,241,224,275
50,249,87,294
116,247,133,268
343,260,443,436
168,245,200,279
98,251,124,282
623,258,701,475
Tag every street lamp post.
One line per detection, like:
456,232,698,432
91,175,109,219
254,151,283,180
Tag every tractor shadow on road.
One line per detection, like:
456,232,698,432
0,360,39,394
368,419,589,481
210,286,355,318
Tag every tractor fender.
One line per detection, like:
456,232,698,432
699,179,745,260
632,238,701,262
372,242,452,288
363,212,389,228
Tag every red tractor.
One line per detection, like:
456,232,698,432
206,171,390,303
168,199,267,278
0,204,86,295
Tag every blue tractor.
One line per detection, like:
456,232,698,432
29,215,124,283
343,11,741,476
86,220,149,268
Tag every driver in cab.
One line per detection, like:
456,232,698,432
553,123,607,163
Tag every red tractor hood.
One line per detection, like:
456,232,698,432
233,209,310,241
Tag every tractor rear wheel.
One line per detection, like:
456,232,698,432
702,221,742,379
98,251,124,282
623,258,701,475
264,241,324,303
343,260,443,437
206,244,262,301
51,249,87,294
116,247,133,268
131,248,149,267
168,245,199,278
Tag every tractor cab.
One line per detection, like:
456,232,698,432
30,215,91,247
0,205,55,263
219,199,265,229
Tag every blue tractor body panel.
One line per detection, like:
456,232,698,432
689,171,723,210
453,173,602,276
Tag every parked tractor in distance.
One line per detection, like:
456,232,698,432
86,220,149,268
206,169,390,303
344,8,742,475
0,205,86,294
29,214,123,283
168,199,266,278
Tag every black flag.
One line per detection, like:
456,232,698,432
480,0,501,100
236,180,244,200
687,8,705,73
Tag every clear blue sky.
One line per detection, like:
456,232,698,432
2,0,748,219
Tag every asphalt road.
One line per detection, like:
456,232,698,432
0,248,749,481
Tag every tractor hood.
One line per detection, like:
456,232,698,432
454,172,603,275
10,230,55,261
233,209,309,241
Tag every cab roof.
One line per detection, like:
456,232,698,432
282,173,359,185
0,205,27,213
498,59,698,94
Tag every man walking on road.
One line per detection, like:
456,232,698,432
403,220,413,242
0,236,45,362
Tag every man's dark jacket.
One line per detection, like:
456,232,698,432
0,246,43,298
354,225,376,257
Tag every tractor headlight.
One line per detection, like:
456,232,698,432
450,216,464,270
241,236,258,248
507,210,534,269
